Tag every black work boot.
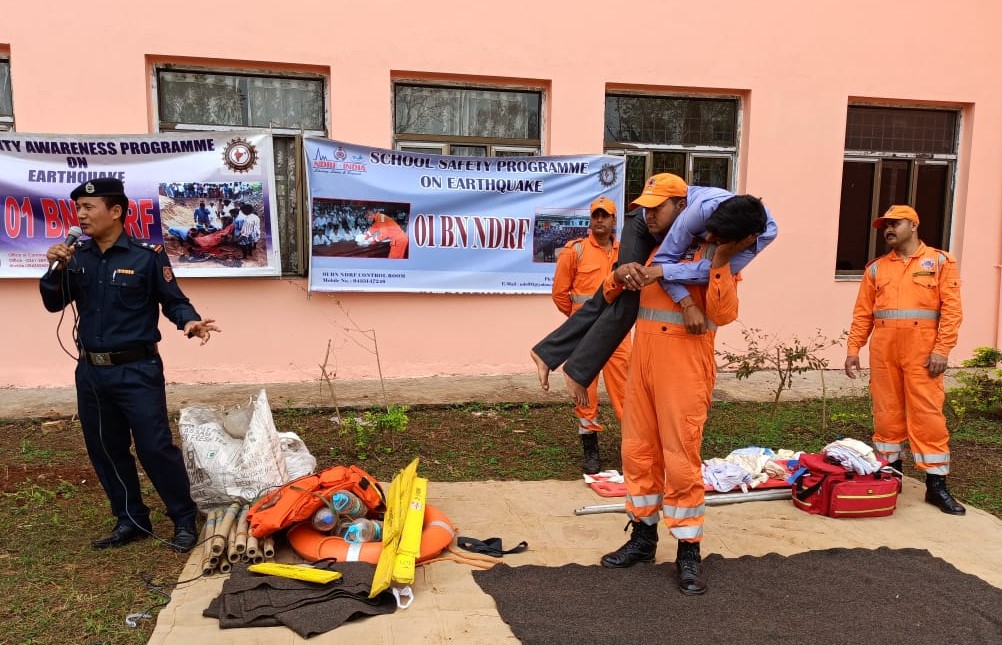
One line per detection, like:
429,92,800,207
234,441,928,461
888,459,904,480
600,520,658,568
925,474,966,515
676,540,707,595
580,433,601,475
171,522,199,553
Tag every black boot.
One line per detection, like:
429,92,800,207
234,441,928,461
888,459,904,480
676,540,707,595
580,433,600,475
171,521,199,553
600,520,658,568
925,474,966,515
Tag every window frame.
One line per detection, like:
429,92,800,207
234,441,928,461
151,63,329,276
603,91,742,195
0,56,13,132
836,104,960,279
392,80,544,156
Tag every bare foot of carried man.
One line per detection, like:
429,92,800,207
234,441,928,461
563,372,590,407
530,350,551,391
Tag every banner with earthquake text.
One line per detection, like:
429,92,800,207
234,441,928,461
0,131,280,277
305,138,625,293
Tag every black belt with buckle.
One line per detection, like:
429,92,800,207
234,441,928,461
82,345,159,366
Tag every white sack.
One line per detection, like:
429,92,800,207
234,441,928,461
180,388,296,510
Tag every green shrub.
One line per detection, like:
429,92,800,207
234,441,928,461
947,347,1002,423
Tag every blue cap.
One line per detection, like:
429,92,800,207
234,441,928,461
70,177,126,201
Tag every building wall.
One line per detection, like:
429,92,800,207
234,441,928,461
3,0,1001,388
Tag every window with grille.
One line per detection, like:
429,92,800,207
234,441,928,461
604,94,739,203
394,83,542,157
155,67,327,275
835,106,958,276
0,58,13,132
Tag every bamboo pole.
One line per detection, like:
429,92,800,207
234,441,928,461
262,536,275,559
233,505,249,555
211,502,239,557
215,503,241,541
200,508,221,574
226,518,241,564
246,534,260,560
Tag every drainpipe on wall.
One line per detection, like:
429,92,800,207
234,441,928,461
996,262,1002,352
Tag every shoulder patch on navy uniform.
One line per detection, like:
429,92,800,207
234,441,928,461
163,266,174,282
133,240,163,253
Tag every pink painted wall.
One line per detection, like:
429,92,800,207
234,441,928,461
3,0,1001,388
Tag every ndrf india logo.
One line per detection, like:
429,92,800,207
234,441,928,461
222,137,259,173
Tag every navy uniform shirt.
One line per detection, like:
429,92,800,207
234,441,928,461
40,232,200,351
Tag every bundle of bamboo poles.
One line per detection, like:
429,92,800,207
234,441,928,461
198,502,277,576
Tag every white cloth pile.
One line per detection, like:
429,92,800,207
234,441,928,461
582,470,624,484
702,446,794,493
822,438,882,475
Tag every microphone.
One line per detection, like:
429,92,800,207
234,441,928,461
50,225,83,272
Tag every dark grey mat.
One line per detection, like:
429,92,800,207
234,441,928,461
204,562,395,638
473,547,1002,645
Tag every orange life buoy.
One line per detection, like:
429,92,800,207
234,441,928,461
287,503,455,564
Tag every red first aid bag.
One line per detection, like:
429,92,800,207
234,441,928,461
791,452,900,518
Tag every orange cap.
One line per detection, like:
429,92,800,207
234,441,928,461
589,196,617,216
872,204,919,229
629,173,688,209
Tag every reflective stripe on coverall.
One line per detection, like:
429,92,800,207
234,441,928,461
551,234,631,428
846,243,962,474
604,245,738,541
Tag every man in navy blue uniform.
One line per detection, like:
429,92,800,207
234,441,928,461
40,177,221,552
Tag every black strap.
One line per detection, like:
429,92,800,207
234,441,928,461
456,536,528,557
794,474,828,502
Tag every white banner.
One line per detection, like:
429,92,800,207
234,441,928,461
0,131,280,277
305,139,625,293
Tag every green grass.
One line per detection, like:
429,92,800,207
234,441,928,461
2,396,1001,643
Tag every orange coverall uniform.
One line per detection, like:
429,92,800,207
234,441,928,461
605,244,739,541
367,216,409,259
551,234,631,428
847,242,962,475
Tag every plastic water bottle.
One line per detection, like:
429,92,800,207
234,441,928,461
330,490,367,519
312,506,339,533
342,518,382,543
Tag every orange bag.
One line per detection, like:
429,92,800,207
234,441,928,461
246,464,385,539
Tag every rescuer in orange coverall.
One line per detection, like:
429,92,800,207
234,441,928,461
844,205,965,515
598,194,768,596
366,210,409,259
550,196,631,474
